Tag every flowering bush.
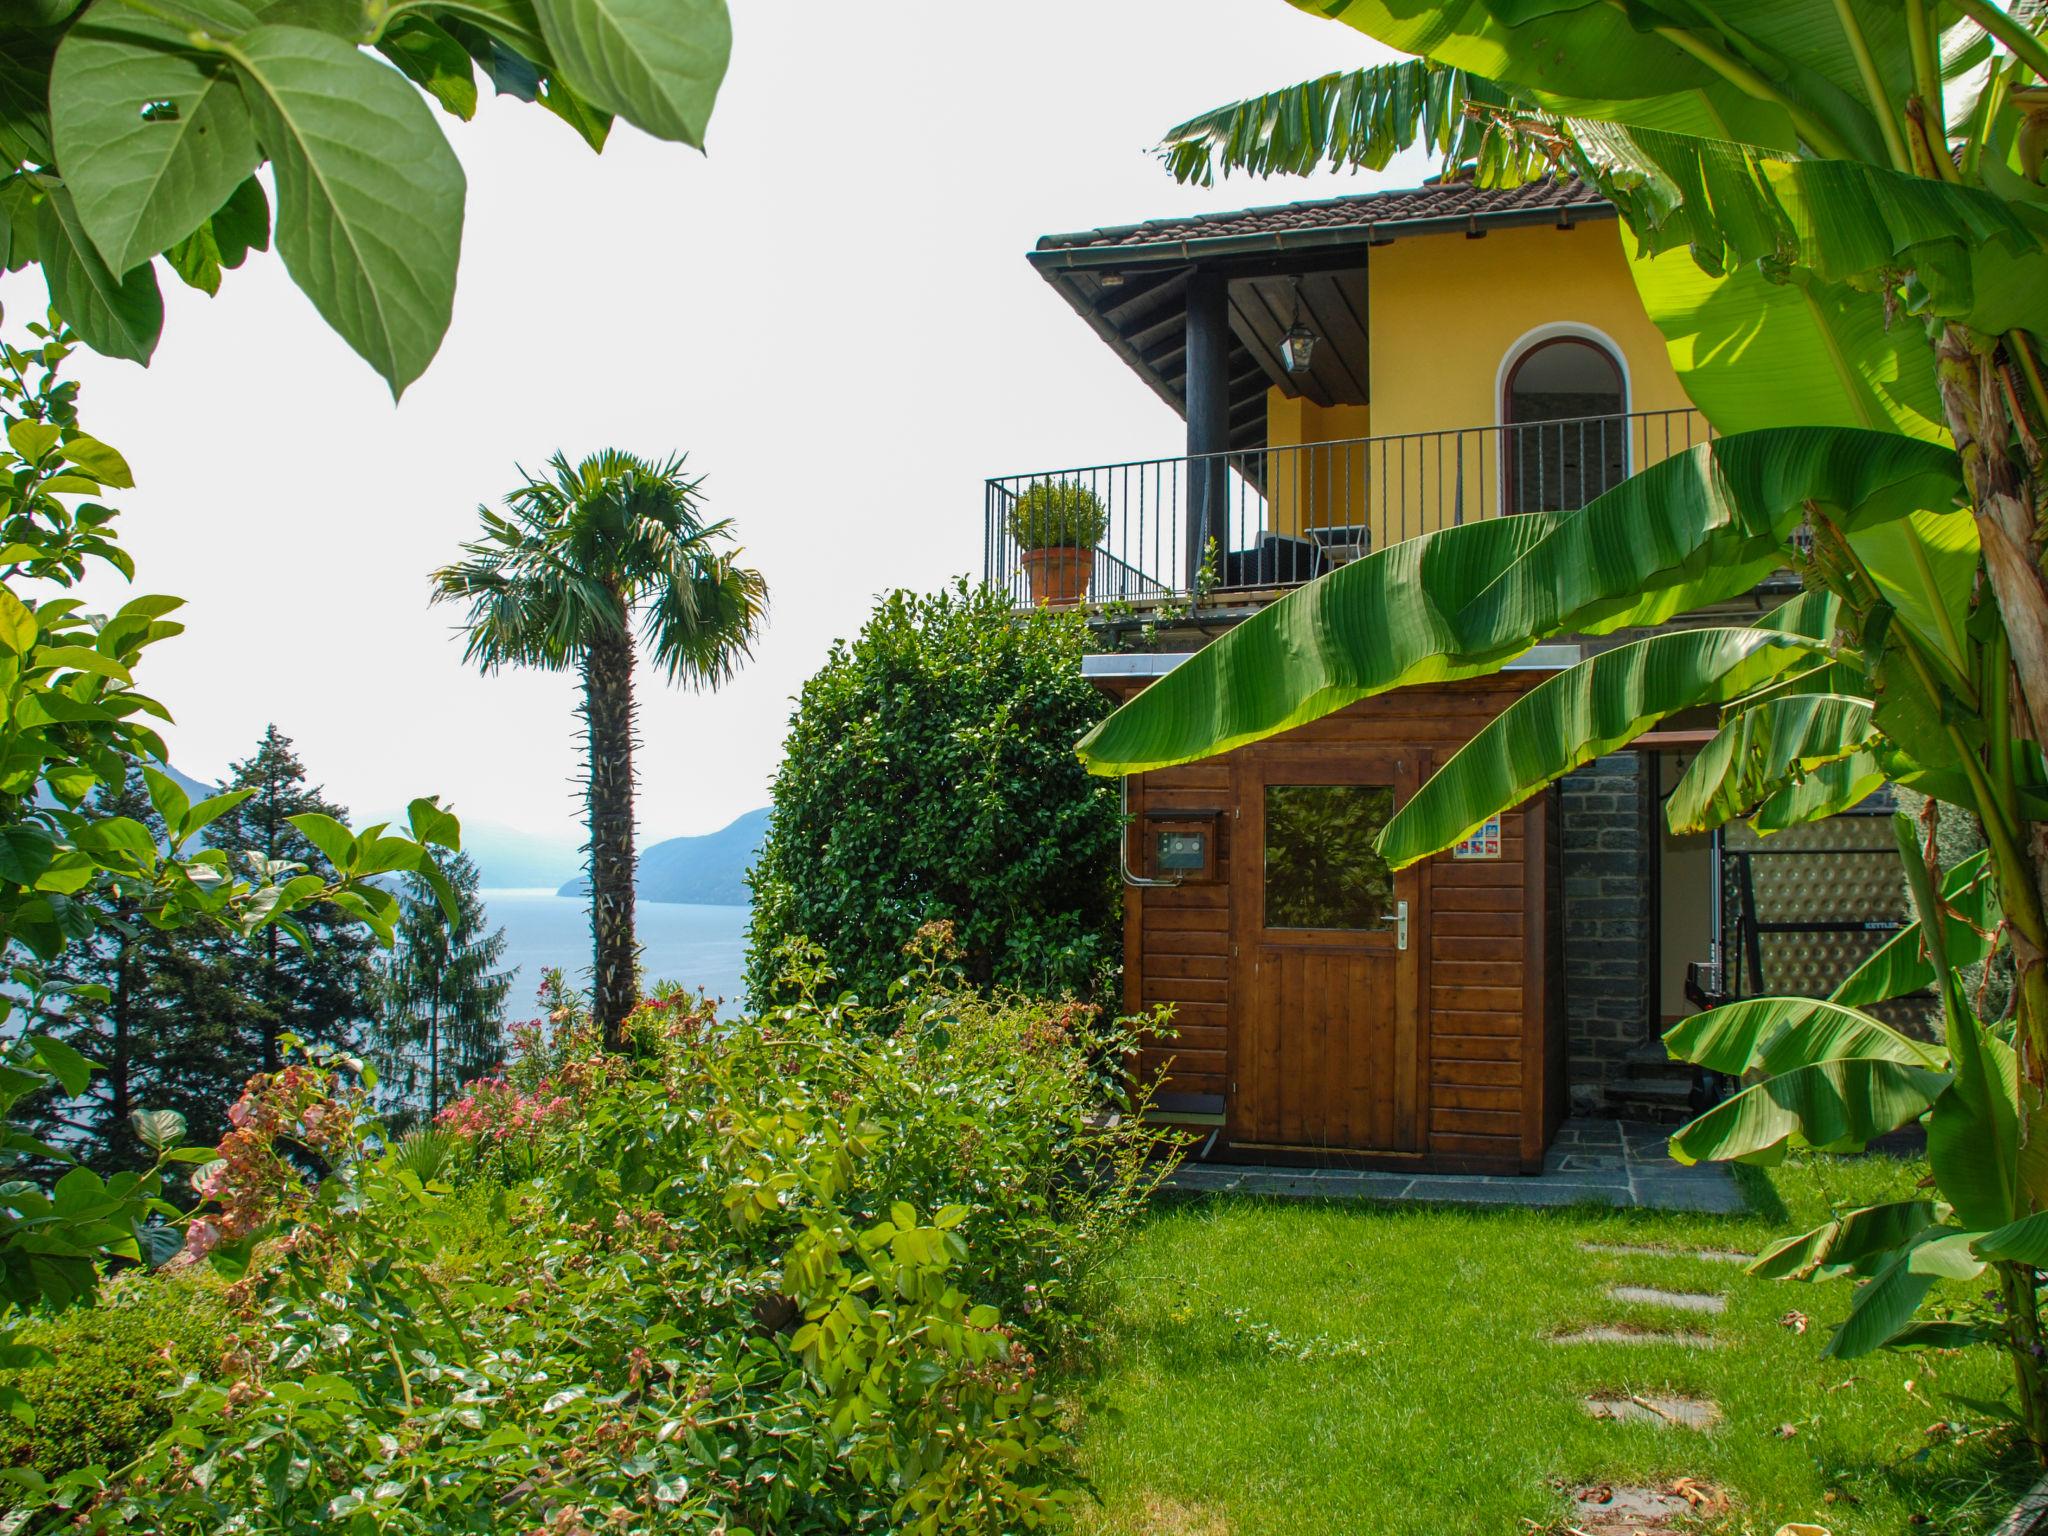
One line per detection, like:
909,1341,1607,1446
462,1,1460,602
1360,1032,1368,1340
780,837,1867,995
8,945,1173,1533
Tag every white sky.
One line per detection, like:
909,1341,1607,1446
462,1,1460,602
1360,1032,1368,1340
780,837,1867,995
24,2,1422,850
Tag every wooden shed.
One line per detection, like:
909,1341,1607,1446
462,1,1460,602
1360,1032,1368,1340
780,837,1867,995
1097,662,1568,1175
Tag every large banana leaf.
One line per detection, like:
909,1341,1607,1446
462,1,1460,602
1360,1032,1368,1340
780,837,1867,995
1847,509,1981,673
1749,1198,1940,1280
1375,621,1833,869
1077,424,1958,779
1663,996,1942,1076
1072,514,1557,776
1751,750,1891,831
1901,811,2022,1232
1975,1211,2048,1267
1667,1056,1948,1165
1451,429,1961,653
1582,126,2048,340
1625,245,1949,442
1830,850,1998,1008
1826,1226,1986,1359
1666,694,1876,835
1292,0,1909,160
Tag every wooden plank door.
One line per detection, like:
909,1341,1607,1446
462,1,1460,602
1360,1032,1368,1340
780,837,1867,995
1228,750,1425,1153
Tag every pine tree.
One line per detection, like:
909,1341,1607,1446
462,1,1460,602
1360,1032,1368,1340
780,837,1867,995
27,768,230,1170
373,851,512,1122
204,726,379,1075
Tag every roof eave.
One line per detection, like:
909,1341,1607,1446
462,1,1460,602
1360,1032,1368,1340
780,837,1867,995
1027,200,1615,271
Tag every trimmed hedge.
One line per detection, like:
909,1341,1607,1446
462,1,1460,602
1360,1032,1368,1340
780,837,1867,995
745,581,1121,1005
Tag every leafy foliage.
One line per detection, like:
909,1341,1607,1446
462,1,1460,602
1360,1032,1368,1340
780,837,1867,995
0,323,459,1318
5,0,733,392
0,1272,227,1487
747,582,1122,1006
1007,480,1108,552
7,940,1172,1532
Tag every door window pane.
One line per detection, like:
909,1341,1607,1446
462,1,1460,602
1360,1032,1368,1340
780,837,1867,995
1265,784,1395,930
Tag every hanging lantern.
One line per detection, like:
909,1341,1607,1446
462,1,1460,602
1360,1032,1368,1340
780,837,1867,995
1281,319,1318,374
1281,277,1318,374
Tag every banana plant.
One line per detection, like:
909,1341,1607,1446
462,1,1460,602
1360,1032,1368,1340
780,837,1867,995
1658,813,2048,1427
1090,0,2048,1447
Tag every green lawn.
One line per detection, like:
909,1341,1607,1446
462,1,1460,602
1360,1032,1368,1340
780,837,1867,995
1072,1156,2038,1535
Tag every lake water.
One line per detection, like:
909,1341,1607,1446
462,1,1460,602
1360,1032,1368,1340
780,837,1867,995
481,889,751,1015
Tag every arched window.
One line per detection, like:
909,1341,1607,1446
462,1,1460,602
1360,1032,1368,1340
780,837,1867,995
1502,334,1627,514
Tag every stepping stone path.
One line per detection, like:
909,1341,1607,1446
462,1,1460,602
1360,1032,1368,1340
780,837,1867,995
1578,1240,1754,1265
1568,1484,1695,1534
1582,1392,1723,1430
1550,1324,1722,1348
1606,1283,1727,1314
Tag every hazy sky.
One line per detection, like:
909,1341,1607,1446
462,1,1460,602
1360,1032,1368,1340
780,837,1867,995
27,2,1422,852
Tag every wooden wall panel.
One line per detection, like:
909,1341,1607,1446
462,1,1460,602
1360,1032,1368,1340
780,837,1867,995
1112,670,1562,1171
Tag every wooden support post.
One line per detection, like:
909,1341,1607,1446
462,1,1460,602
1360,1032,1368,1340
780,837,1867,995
1185,269,1230,591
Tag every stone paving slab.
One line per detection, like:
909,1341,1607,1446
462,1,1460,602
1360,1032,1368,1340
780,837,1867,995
1160,1117,1746,1213
1606,1283,1728,1314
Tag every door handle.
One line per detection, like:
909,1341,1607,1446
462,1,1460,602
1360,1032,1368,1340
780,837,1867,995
1394,899,1409,950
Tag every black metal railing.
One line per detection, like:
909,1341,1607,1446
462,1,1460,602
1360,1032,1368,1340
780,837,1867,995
984,408,1711,609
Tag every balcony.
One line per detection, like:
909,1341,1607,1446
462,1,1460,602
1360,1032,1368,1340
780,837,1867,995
985,408,1711,613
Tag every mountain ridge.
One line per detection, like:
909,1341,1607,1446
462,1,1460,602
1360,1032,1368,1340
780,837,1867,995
557,807,767,907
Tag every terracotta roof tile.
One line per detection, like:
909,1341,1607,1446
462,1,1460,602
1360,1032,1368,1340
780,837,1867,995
1035,178,1606,253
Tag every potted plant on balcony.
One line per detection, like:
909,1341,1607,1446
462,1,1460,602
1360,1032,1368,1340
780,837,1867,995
1010,480,1107,607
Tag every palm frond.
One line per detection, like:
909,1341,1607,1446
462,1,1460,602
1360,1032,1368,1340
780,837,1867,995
1159,61,1556,187
431,448,768,685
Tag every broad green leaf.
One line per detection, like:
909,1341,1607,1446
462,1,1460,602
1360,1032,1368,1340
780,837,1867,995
58,432,132,488
1453,428,1961,654
1668,694,1875,835
1749,1199,1939,1281
27,1032,93,1097
223,25,464,396
0,824,58,885
129,1106,186,1151
287,809,354,871
1076,513,1560,775
209,172,270,265
1825,1233,1941,1359
1750,749,1890,831
181,786,252,843
1831,850,1998,1008
1592,126,2048,339
1899,810,2021,1232
142,765,191,834
0,585,39,654
530,0,728,147
1667,1057,1945,1166
1663,996,1941,1077
1847,509,1979,673
377,13,478,120
36,181,163,364
1974,1211,2048,1267
1625,245,1946,443
1378,622,1832,869
1292,0,1814,152
49,0,264,274
6,420,59,463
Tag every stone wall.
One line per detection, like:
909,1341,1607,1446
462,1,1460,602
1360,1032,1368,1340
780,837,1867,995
1559,754,1654,1107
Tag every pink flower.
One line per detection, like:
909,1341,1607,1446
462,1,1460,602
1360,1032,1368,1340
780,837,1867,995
184,1219,221,1259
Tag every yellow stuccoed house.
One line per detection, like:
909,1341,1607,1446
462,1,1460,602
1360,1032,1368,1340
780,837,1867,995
988,178,1918,1176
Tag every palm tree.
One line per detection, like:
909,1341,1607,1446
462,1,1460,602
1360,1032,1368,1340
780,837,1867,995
431,451,767,1048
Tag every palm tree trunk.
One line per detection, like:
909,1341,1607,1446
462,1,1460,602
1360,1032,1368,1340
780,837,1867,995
584,621,639,1049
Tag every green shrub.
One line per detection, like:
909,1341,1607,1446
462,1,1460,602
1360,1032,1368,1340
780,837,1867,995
1007,480,1108,550
745,580,1122,1005
2,1273,228,1488
14,955,1171,1534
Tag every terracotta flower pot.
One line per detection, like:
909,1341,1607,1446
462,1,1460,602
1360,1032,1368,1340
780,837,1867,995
1021,545,1093,606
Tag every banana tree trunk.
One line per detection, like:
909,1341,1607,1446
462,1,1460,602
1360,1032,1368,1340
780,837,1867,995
1939,324,2048,1457
583,621,638,1051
